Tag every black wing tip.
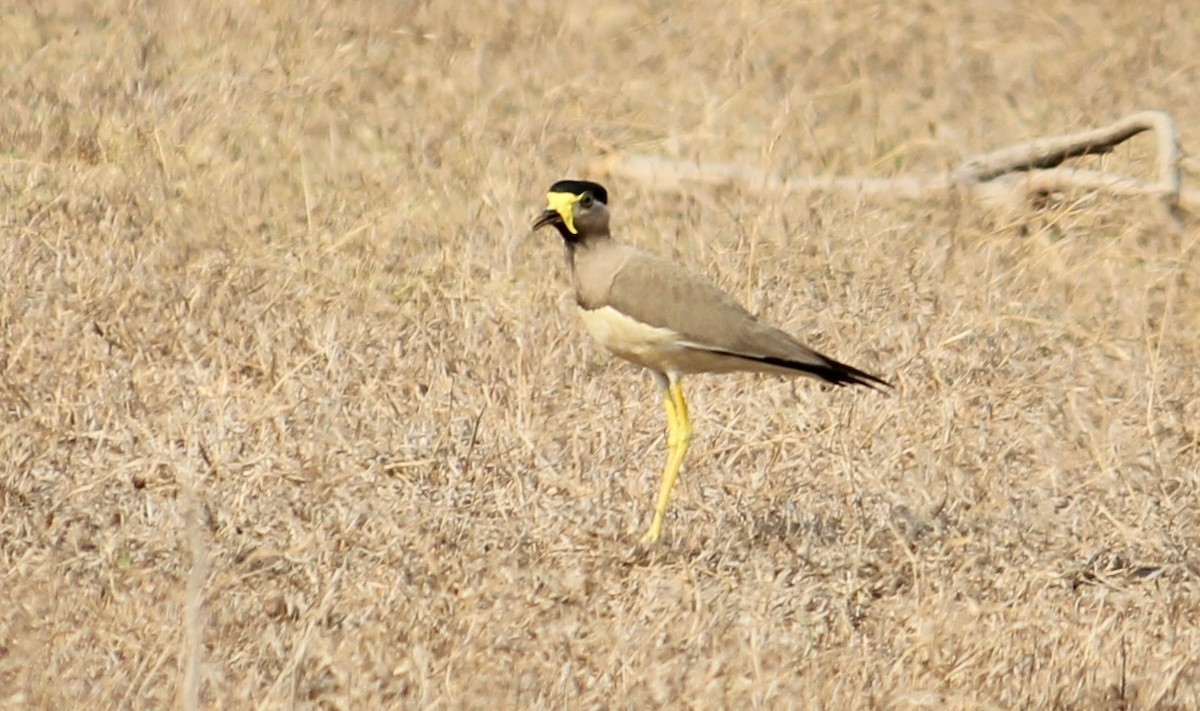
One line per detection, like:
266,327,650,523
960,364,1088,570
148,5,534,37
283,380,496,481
742,352,893,391
830,367,893,391
697,348,893,391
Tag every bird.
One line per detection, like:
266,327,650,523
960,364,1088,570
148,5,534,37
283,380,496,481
531,179,891,544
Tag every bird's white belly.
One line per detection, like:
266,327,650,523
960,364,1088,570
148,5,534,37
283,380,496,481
578,305,786,376
578,306,683,371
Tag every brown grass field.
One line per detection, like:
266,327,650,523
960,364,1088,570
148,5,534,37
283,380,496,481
3,1,1200,708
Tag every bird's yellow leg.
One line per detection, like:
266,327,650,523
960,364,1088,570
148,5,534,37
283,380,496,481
641,379,692,544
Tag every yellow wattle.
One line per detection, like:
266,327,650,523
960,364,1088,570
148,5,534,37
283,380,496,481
545,191,582,234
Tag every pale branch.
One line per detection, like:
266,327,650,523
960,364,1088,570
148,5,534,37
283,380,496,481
954,111,1174,182
592,110,1195,210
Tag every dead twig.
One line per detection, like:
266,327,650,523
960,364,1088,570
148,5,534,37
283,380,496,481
593,110,1196,210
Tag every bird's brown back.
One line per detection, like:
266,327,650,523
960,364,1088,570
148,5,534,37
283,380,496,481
571,240,831,369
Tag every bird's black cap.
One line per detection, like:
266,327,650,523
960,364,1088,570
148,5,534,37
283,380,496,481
548,180,608,204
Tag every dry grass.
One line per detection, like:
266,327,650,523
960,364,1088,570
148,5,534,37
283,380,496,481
3,1,1200,708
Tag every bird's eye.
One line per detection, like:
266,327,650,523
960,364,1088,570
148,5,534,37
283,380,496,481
579,193,594,209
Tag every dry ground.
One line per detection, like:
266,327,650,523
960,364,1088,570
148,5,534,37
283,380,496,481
3,1,1200,708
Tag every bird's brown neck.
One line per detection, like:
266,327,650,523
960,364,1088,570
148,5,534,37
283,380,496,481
562,231,610,266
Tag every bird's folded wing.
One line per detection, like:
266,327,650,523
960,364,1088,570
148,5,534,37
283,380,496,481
603,249,830,368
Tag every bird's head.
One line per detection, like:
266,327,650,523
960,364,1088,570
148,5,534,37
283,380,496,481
531,180,610,242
